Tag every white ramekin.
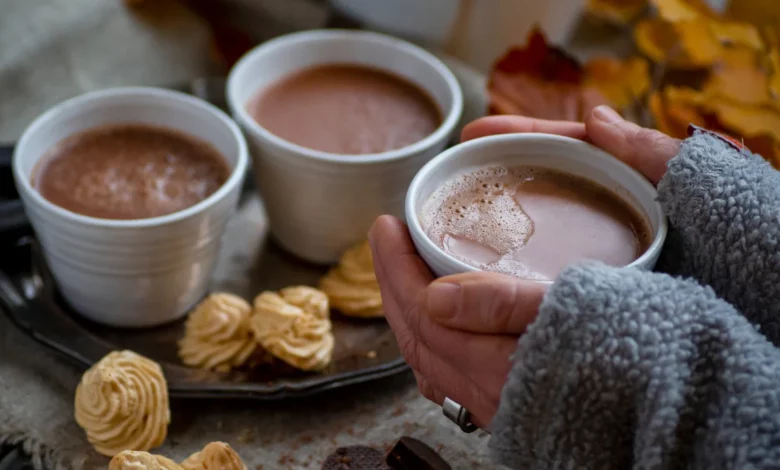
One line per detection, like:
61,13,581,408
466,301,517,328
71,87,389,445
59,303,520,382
227,29,463,264
13,87,248,328
405,134,668,278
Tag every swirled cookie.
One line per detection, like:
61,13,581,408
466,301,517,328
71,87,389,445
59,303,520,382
109,451,182,470
320,241,383,318
180,442,246,470
75,350,170,457
178,293,256,372
251,286,334,371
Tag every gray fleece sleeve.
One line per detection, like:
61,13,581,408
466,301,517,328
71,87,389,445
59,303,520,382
656,131,780,341
489,263,780,470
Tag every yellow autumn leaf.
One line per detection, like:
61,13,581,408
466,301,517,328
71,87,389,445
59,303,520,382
676,20,723,66
663,85,709,105
708,21,764,50
635,19,676,63
703,46,771,106
585,57,651,109
768,47,780,99
709,101,780,141
650,0,711,22
587,0,648,23
649,91,707,138
635,18,721,67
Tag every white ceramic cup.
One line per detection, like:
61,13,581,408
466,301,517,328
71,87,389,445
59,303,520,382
13,87,249,328
406,134,668,278
227,29,463,264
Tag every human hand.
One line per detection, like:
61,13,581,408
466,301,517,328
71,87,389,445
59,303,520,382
369,216,547,429
462,105,681,184
370,108,681,429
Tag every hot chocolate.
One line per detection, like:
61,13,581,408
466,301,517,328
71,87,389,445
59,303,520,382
421,165,651,281
247,64,442,155
33,124,231,220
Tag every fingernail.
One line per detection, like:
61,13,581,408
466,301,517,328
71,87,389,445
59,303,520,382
593,105,623,124
426,282,460,320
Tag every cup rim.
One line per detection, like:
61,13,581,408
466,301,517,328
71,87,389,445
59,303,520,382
13,86,249,228
226,29,464,165
405,133,669,275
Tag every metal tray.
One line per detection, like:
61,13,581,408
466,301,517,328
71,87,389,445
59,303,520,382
0,79,407,400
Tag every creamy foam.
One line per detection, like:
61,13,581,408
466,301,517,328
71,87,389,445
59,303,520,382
421,165,651,281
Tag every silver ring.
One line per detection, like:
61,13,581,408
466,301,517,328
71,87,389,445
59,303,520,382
442,397,478,433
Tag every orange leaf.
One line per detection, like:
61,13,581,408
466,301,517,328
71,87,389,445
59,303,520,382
675,20,723,67
708,21,765,50
634,18,721,68
743,134,780,168
649,91,707,138
768,47,780,99
493,27,583,84
489,28,610,121
650,0,714,22
585,57,651,109
635,19,676,63
586,0,648,23
709,101,780,141
703,47,771,106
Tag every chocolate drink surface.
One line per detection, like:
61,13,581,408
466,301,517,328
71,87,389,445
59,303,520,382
247,64,442,155
420,165,652,281
34,124,231,220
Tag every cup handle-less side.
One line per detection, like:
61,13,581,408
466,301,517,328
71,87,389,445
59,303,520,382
0,144,29,235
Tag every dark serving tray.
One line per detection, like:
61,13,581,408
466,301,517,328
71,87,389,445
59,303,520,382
0,79,407,400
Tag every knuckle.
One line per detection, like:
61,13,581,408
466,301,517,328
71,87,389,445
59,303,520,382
398,334,421,369
486,280,519,331
416,375,437,402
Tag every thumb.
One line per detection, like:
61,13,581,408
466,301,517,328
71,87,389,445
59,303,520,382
423,271,548,334
586,105,681,185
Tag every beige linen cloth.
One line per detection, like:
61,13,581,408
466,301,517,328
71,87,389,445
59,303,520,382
0,1,496,469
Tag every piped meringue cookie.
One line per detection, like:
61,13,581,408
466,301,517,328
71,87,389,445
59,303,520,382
75,350,170,457
251,286,334,372
320,241,384,318
109,451,182,470
180,442,247,470
178,293,257,372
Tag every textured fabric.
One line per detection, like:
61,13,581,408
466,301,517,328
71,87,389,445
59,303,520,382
491,131,780,469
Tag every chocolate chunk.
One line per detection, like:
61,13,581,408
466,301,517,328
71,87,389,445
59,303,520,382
385,437,452,470
321,446,389,470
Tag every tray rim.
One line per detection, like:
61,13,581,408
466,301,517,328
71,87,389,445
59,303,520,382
0,234,409,400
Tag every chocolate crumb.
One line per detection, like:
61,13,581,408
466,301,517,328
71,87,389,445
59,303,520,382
322,446,389,470
391,405,406,417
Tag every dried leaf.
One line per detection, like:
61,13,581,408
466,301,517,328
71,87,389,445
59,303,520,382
650,0,714,22
649,91,707,138
585,57,651,109
768,47,780,99
635,19,679,63
743,134,780,168
489,73,609,121
587,0,648,23
635,18,721,68
708,21,765,50
489,28,610,121
493,27,583,83
709,101,780,141
663,85,709,105
676,20,723,67
702,49,771,106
